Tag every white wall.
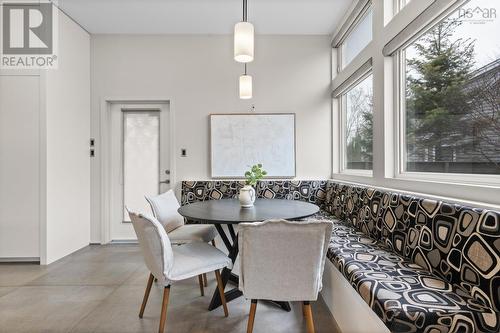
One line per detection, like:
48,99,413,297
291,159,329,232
90,35,332,242
43,12,91,264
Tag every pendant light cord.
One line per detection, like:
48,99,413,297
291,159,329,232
242,0,248,76
243,0,247,22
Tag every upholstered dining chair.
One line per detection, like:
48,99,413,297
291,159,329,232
146,190,219,291
145,190,218,245
128,211,231,333
238,219,333,333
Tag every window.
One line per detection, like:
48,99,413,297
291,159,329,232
401,0,500,175
398,0,411,11
343,74,373,171
340,7,373,69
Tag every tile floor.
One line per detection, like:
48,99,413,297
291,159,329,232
0,245,339,333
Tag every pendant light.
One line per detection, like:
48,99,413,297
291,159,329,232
239,64,252,99
234,0,254,63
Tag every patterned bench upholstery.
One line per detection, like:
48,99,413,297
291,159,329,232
323,182,500,333
181,180,328,206
181,180,500,333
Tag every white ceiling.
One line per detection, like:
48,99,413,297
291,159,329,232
57,0,353,35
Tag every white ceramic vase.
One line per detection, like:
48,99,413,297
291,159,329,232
239,185,256,208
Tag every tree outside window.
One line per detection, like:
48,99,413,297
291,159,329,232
404,0,499,174
345,74,373,170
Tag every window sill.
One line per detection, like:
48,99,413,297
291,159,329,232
340,169,373,177
396,171,500,188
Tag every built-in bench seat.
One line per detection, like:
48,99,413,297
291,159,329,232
181,180,500,333
312,213,497,332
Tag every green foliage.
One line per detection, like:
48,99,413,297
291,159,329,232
244,164,267,186
406,18,475,161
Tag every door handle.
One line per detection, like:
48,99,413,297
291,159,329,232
159,180,170,184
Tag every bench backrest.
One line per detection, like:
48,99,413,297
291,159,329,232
181,180,328,206
324,180,500,312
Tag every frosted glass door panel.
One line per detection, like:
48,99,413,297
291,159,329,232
123,112,159,221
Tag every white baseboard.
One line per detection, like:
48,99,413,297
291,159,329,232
109,240,138,244
0,257,40,263
320,260,390,333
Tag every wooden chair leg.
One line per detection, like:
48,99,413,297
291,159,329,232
198,274,205,296
303,301,315,333
139,273,154,318
158,286,170,333
247,299,258,333
302,302,307,317
204,240,212,287
215,269,228,317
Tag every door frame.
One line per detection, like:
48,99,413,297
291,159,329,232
99,98,175,244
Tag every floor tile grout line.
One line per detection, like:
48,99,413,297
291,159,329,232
66,264,146,333
0,286,20,299
20,262,144,287
66,283,123,333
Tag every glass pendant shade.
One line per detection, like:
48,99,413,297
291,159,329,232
239,74,252,99
234,22,254,63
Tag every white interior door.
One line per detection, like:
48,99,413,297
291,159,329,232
0,75,40,258
109,103,170,241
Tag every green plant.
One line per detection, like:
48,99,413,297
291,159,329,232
406,18,475,162
244,164,267,186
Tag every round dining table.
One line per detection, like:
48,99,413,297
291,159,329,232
178,198,320,312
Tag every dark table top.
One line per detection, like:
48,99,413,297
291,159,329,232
178,199,320,224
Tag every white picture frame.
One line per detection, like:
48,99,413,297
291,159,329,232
210,113,296,178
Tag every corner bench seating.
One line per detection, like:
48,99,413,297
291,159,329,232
181,180,500,333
